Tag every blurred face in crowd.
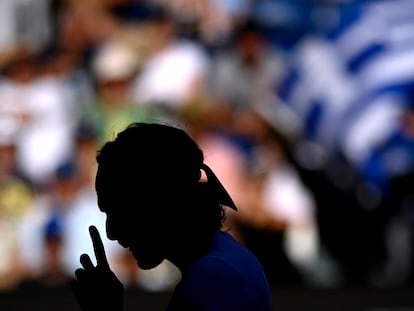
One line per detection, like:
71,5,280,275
0,144,16,177
238,30,264,65
7,59,38,84
97,79,131,106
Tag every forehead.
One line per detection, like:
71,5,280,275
95,164,172,211
96,157,185,189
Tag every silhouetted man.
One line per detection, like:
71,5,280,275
71,122,272,310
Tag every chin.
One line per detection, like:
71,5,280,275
131,249,164,270
137,260,163,270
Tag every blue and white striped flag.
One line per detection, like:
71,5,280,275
277,0,414,190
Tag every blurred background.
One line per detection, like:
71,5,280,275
1,0,414,310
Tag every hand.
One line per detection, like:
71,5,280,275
71,226,124,311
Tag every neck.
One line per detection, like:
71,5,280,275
165,234,215,273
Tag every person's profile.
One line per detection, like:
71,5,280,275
71,122,272,310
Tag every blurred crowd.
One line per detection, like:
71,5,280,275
1,0,414,293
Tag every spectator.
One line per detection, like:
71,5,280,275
82,38,152,145
208,19,283,112
0,50,76,186
0,124,33,289
132,8,210,108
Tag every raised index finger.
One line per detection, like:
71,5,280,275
89,225,109,269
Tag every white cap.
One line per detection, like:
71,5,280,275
92,39,139,82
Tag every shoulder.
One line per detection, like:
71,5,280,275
170,258,246,310
171,234,272,310
185,256,245,288
170,256,272,310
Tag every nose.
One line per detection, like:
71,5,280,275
105,216,119,241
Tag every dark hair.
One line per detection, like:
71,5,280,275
95,123,228,244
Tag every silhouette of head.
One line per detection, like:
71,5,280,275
95,123,236,270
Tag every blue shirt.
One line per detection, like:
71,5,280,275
167,232,272,310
